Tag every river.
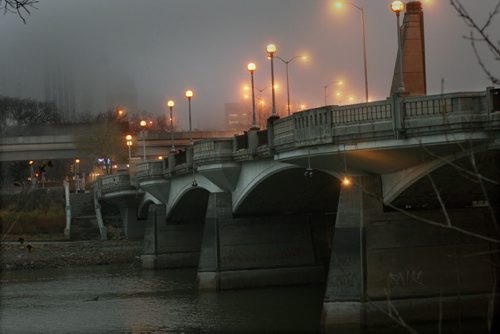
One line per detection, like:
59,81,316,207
1,264,325,333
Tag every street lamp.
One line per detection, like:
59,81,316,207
125,134,133,161
335,1,369,103
185,90,194,145
391,0,406,93
266,43,278,119
140,120,147,160
167,100,176,153
75,159,80,192
247,62,258,129
324,80,343,106
276,55,307,115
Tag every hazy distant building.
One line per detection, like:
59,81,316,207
44,63,76,122
225,102,251,132
104,71,138,115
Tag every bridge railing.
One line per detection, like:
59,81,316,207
136,160,166,182
333,100,393,124
193,137,235,164
402,91,490,135
96,173,136,196
403,92,486,118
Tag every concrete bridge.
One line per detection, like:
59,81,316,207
94,88,500,331
0,125,236,162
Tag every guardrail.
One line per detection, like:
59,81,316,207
136,160,166,181
95,89,497,197
193,138,235,164
97,173,136,195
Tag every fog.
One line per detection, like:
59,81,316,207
0,0,498,130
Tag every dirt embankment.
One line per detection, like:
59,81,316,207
1,240,143,270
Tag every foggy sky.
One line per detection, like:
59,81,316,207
0,0,498,130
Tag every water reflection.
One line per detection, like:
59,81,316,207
1,264,325,333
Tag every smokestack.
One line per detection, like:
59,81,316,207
390,1,427,96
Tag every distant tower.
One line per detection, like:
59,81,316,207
390,1,427,96
44,62,76,121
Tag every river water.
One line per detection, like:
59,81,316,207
1,264,325,333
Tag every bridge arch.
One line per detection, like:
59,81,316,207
166,174,223,221
382,142,500,205
138,192,162,219
233,160,340,216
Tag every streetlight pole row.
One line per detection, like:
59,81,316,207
276,55,307,116
336,1,369,103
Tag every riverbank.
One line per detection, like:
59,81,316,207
0,240,143,270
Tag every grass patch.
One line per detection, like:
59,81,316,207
0,189,66,236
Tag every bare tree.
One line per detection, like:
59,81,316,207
0,96,60,134
75,110,129,175
450,0,500,85
0,0,38,23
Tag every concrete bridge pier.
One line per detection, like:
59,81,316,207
321,175,375,333
197,192,327,290
142,204,204,269
119,205,145,239
322,175,496,332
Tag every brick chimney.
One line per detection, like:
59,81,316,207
390,1,427,96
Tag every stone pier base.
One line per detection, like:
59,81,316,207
142,204,203,269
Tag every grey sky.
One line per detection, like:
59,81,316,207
0,0,498,130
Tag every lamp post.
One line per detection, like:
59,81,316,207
324,80,344,106
185,90,194,145
140,120,147,160
276,55,307,115
75,159,80,192
167,100,176,153
266,44,278,118
125,135,132,161
391,0,405,93
247,62,258,129
28,160,35,188
336,2,369,103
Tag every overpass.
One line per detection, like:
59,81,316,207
94,88,500,331
0,127,237,162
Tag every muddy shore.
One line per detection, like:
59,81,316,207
0,240,143,270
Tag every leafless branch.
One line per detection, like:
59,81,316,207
356,179,500,244
468,148,500,235
428,174,452,227
0,0,38,24
470,31,500,85
365,291,419,334
450,0,500,84
420,145,499,186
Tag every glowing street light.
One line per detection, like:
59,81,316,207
125,134,133,161
276,54,307,115
342,176,352,187
266,43,278,119
247,62,258,129
185,90,194,145
335,1,369,103
167,100,176,153
391,0,406,93
75,158,81,192
140,120,147,160
324,79,343,106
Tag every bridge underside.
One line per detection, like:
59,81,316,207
235,168,340,216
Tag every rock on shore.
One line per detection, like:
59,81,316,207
1,240,143,270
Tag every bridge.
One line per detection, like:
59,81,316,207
94,88,500,331
0,125,236,162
